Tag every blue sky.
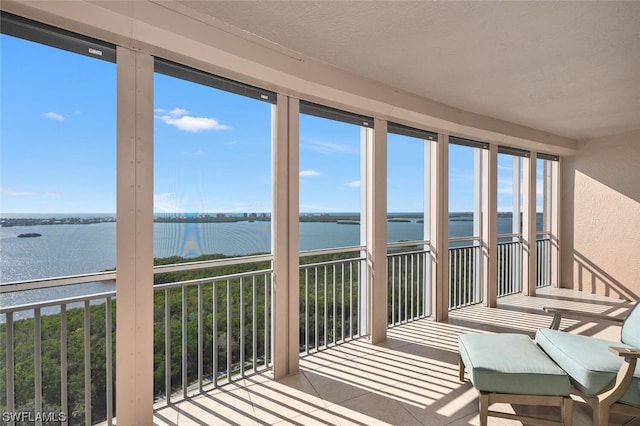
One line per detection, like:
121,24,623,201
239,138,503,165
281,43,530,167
1,34,543,215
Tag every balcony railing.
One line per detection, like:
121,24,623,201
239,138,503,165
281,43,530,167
1,279,116,426
536,234,552,288
448,238,482,310
497,237,522,297
387,242,430,327
446,234,553,307
299,247,365,355
0,255,273,425
153,266,272,405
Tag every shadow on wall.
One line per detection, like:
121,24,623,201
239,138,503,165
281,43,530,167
574,131,640,204
574,250,638,301
562,130,640,301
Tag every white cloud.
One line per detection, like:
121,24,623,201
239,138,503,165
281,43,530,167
345,180,360,188
159,116,230,132
300,170,320,177
156,107,231,132
168,108,188,117
43,112,65,121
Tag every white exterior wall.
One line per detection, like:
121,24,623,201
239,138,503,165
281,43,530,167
561,129,640,300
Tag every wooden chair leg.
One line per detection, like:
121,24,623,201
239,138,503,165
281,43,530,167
459,355,465,382
479,393,489,426
561,396,573,426
594,403,609,426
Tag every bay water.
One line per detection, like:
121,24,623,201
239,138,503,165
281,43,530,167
1,213,535,310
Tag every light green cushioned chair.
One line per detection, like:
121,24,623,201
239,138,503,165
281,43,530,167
536,329,640,405
538,301,640,426
459,333,573,426
459,333,570,396
621,301,640,348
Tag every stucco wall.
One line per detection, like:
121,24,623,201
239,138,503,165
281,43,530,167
561,129,640,300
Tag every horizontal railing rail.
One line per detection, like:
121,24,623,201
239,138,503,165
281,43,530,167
447,236,480,245
0,271,116,294
299,245,364,259
386,239,430,250
0,291,115,315
2,254,274,294
496,232,521,240
153,253,273,274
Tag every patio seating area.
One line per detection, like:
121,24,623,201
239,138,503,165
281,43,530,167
1,3,639,425
153,287,639,426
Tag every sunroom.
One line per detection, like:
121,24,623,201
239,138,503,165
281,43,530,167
0,1,639,425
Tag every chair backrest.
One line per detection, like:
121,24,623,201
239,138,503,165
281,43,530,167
621,300,640,348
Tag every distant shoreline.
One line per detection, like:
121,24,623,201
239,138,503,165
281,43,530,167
1,217,116,227
1,211,528,227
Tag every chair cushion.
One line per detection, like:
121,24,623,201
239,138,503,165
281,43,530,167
536,328,640,407
458,333,570,396
621,301,640,348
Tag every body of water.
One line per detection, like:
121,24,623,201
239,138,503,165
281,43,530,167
0,213,541,310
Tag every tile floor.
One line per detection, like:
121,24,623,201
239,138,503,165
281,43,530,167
154,287,639,425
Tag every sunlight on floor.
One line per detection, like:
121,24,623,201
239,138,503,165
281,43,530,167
154,287,639,425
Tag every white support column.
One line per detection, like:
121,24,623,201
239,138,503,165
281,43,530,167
473,150,482,238
423,139,432,317
512,157,521,236
544,160,552,235
482,144,498,307
473,148,483,295
522,152,537,296
430,134,449,321
550,159,561,287
366,119,387,344
512,156,522,294
359,128,369,335
116,47,154,425
272,94,299,379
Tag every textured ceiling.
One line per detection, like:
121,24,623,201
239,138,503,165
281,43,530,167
177,1,640,141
